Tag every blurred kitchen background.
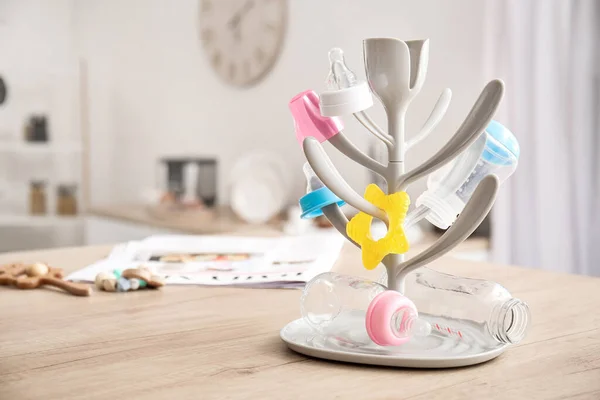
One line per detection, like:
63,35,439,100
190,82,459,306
0,0,597,276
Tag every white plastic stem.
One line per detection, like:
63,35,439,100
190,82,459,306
388,110,407,163
383,108,408,293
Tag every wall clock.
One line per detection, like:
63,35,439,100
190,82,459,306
0,76,6,105
199,0,287,87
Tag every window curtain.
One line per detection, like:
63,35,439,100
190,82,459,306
485,0,600,275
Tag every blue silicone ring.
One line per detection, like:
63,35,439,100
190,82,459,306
299,187,346,219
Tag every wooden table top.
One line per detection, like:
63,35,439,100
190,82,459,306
89,204,283,235
0,244,598,399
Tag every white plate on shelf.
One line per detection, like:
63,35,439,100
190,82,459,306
229,152,290,224
280,316,508,369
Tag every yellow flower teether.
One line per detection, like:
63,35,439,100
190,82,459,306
346,184,410,270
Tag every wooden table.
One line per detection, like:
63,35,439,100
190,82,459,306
89,204,283,235
0,244,599,399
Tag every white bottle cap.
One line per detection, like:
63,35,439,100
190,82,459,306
319,82,373,116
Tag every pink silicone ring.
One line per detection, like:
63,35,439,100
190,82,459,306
366,291,417,346
288,90,344,145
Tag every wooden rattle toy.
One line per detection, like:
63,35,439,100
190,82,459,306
0,262,92,296
95,267,165,293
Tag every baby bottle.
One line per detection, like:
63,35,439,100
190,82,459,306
406,120,519,229
301,272,431,346
299,163,345,219
380,268,531,346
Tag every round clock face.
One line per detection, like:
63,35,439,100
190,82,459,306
0,76,6,105
199,0,287,87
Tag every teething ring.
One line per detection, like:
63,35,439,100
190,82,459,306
346,184,410,270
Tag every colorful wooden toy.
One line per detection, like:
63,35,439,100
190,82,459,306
94,267,165,293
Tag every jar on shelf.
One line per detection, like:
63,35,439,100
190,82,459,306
29,180,47,215
195,158,217,207
24,115,48,142
56,184,77,216
162,158,187,202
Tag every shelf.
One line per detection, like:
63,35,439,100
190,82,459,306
0,142,82,154
0,215,83,227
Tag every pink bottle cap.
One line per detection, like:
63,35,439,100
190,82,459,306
288,90,344,146
366,290,418,346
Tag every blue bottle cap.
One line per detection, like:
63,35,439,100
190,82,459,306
299,187,345,219
483,120,520,166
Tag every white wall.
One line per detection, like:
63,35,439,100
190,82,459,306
0,0,84,250
0,0,78,145
73,0,487,206
0,0,81,194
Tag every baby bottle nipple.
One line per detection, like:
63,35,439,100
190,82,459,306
326,48,358,90
320,48,373,116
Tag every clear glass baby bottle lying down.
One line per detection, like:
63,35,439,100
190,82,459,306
301,269,530,348
301,272,432,347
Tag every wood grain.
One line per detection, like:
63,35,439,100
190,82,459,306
89,204,283,236
0,244,599,399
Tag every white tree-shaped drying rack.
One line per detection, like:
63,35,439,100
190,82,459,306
303,38,503,292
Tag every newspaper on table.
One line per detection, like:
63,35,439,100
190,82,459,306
66,232,346,289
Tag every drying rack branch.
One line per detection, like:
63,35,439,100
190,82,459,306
329,133,387,177
395,80,504,192
393,175,499,289
321,204,359,248
303,137,388,222
353,111,394,148
406,88,452,151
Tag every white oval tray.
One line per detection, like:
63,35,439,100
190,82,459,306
280,317,508,368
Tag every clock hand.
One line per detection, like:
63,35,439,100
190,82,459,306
227,0,254,31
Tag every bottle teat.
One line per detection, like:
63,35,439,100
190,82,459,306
326,48,358,90
303,162,324,193
320,48,373,116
